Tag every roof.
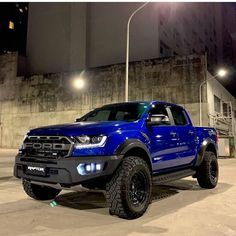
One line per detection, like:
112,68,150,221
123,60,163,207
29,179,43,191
101,100,184,109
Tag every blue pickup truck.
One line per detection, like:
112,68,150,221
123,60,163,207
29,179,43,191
14,101,219,219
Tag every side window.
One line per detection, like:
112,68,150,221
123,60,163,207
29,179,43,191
86,110,110,121
149,104,171,126
170,107,188,126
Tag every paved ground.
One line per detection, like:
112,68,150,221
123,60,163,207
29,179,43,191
1,149,236,236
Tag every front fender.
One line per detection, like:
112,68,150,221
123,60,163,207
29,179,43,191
115,139,150,156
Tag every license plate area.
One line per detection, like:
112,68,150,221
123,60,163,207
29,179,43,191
25,164,47,176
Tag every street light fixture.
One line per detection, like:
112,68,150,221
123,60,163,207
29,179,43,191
217,69,227,77
72,71,86,90
199,68,227,126
125,2,149,102
73,78,85,90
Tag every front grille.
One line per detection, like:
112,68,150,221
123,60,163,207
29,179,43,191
21,136,74,159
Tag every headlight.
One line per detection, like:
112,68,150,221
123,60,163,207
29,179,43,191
19,135,28,151
75,135,107,149
77,135,91,144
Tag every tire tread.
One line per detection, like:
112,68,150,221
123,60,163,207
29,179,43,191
105,156,151,219
23,179,61,200
196,151,218,189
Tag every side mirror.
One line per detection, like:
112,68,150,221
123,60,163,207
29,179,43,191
75,118,80,122
147,114,170,126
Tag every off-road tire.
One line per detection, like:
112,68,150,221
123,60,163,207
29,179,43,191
196,151,219,189
23,179,61,200
105,156,152,219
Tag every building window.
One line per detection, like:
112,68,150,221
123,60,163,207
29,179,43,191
9,21,14,30
223,103,228,117
214,95,221,113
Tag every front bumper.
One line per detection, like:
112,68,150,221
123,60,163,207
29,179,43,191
14,154,123,186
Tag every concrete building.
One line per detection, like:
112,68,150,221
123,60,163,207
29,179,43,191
24,2,236,77
207,76,236,156
0,53,235,156
0,3,28,55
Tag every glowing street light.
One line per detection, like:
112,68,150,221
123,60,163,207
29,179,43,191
72,71,86,90
199,68,228,126
73,78,85,90
217,69,227,77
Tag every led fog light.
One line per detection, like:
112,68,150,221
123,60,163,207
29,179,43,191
77,163,104,175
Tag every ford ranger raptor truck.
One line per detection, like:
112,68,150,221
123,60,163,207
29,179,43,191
14,101,219,219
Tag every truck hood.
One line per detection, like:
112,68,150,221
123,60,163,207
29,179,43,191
27,121,140,136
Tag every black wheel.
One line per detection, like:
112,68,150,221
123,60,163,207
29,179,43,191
22,179,61,200
105,156,152,219
196,151,219,189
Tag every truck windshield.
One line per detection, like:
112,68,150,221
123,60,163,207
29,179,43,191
79,102,148,122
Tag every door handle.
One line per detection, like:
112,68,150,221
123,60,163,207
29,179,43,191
170,131,177,137
188,130,195,135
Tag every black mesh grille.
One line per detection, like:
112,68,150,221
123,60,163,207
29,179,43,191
22,136,73,159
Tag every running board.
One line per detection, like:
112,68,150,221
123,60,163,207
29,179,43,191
152,169,196,185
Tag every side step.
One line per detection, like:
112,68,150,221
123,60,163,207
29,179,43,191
152,169,196,185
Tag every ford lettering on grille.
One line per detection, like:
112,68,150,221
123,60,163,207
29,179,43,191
22,136,73,158
24,143,69,150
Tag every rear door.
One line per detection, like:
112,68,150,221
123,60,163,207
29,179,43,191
170,106,197,166
147,104,180,171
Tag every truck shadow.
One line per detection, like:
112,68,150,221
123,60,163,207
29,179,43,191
55,184,180,211
0,176,13,182
55,179,231,218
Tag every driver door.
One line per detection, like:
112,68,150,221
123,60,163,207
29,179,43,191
146,104,179,172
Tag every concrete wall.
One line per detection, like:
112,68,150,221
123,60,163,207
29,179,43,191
0,53,206,148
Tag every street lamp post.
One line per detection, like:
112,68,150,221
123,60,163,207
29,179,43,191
199,69,227,126
125,2,149,102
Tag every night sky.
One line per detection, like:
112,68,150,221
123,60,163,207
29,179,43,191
0,3,235,97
